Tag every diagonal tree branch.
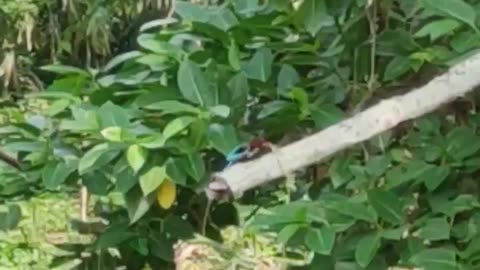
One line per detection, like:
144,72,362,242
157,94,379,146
207,53,480,199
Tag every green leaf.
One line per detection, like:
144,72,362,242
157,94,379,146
138,134,166,149
277,224,301,244
207,7,239,31
178,153,205,182
127,145,147,173
207,124,239,155
228,40,241,71
140,17,179,32
93,222,135,249
101,126,127,142
41,64,90,77
163,116,195,140
144,101,201,115
243,48,273,82
175,1,210,22
365,156,391,177
0,205,21,231
103,51,143,72
78,143,119,175
311,105,344,129
417,217,450,241
415,19,462,41
304,226,336,255
178,59,217,107
208,105,230,118
42,161,75,190
385,160,431,189
125,187,155,224
83,171,111,195
137,34,185,59
409,248,457,270
367,189,404,225
384,56,411,81
446,127,480,160
296,0,334,36
278,64,300,93
355,233,381,268
421,0,477,31
166,158,188,186
430,194,480,217
140,166,167,196
98,101,130,128
417,165,450,191
227,72,249,114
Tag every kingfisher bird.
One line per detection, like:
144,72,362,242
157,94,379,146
225,137,273,167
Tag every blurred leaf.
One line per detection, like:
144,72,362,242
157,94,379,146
228,40,241,71
305,226,336,255
355,233,381,268
144,101,201,115
127,145,147,173
78,143,119,175
384,56,411,81
296,0,333,36
98,101,130,128
83,171,111,195
103,51,143,72
0,204,21,231
415,19,462,41
421,0,477,31
446,127,480,160
163,116,195,140
42,161,75,190
41,64,90,77
207,124,239,155
409,248,457,270
417,217,450,241
311,105,344,129
178,59,217,107
417,165,450,191
368,189,404,225
278,64,300,94
244,48,273,82
177,153,205,182
140,166,167,196
125,187,155,224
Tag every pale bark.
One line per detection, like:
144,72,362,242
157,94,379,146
208,53,480,198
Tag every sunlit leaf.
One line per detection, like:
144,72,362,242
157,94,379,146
140,166,167,196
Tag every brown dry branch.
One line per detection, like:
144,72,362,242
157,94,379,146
207,52,480,199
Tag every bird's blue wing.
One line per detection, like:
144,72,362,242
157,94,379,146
225,144,248,166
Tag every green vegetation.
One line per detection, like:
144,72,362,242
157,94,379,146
2,0,480,269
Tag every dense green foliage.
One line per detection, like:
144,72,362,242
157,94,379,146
3,0,480,269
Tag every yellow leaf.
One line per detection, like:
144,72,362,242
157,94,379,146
156,179,176,209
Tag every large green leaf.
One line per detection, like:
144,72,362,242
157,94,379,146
177,153,206,182
78,143,120,175
417,217,450,241
415,19,462,41
127,145,147,173
296,0,334,36
207,124,239,155
140,166,167,196
125,187,156,224
97,101,131,129
243,48,273,82
304,226,336,255
163,116,195,140
368,189,404,225
177,59,217,107
409,248,457,270
355,233,381,268
421,0,477,31
42,160,75,190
